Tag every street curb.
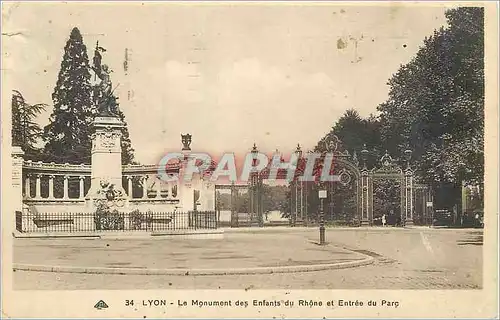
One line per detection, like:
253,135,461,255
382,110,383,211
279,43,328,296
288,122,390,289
13,227,476,239
12,230,224,240
13,255,374,276
221,226,448,233
13,232,101,239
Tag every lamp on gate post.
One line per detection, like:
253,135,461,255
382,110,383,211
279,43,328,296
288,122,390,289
318,186,327,245
360,144,369,169
251,143,262,226
294,144,303,225
403,148,413,227
320,139,337,228
404,149,413,169
295,143,303,159
251,143,258,160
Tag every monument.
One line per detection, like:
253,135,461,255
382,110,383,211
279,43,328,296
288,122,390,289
85,59,128,210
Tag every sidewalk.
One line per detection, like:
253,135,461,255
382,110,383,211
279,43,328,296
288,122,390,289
14,232,372,275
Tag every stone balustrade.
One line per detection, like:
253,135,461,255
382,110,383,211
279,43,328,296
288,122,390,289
12,116,212,230
23,172,90,202
23,160,91,173
122,163,181,174
123,174,180,202
22,161,91,202
22,161,182,204
122,164,182,202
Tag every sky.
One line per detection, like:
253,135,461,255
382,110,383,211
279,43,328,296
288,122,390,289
2,2,454,164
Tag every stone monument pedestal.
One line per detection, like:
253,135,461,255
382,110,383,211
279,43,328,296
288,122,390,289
85,116,128,210
178,151,196,213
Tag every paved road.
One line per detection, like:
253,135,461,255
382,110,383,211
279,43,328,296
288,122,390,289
13,228,482,290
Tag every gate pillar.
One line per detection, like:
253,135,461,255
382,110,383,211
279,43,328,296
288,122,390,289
404,168,414,225
230,182,239,227
12,146,24,213
361,169,371,226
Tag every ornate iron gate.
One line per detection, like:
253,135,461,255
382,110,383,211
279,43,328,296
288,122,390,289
360,149,414,226
215,183,257,227
215,137,425,228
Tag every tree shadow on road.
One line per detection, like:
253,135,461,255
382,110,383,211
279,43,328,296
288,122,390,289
457,233,483,246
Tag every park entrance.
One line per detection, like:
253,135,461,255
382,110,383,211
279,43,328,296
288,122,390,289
215,183,262,227
214,136,431,227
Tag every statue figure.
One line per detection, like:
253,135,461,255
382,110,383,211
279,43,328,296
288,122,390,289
181,134,192,151
92,42,116,117
97,180,124,208
96,65,116,117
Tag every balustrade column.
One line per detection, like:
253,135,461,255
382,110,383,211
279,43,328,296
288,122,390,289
142,176,148,199
172,181,177,199
127,176,133,198
156,182,162,198
79,176,85,199
63,175,69,199
48,175,55,199
25,174,31,199
35,174,42,199
165,181,170,199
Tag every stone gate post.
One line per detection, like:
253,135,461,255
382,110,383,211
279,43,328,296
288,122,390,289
404,168,414,225
11,146,24,213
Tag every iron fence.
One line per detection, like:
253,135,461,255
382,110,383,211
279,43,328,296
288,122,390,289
15,210,218,233
15,211,22,232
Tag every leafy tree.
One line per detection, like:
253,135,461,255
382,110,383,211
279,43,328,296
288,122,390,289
373,179,401,222
303,8,484,218
315,109,383,168
301,109,384,220
261,185,288,212
216,191,232,210
235,191,250,213
11,90,46,160
378,7,484,197
43,27,94,164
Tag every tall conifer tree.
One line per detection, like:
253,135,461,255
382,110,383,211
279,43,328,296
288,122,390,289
43,27,94,164
43,28,136,164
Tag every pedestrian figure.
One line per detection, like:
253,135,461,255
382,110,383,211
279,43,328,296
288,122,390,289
382,214,387,227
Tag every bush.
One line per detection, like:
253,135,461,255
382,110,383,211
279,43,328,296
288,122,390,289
94,206,124,230
129,209,143,230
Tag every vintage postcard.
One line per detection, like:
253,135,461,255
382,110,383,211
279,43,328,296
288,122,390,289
1,1,498,318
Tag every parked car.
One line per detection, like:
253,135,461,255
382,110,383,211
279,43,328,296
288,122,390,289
433,209,453,226
461,209,484,228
